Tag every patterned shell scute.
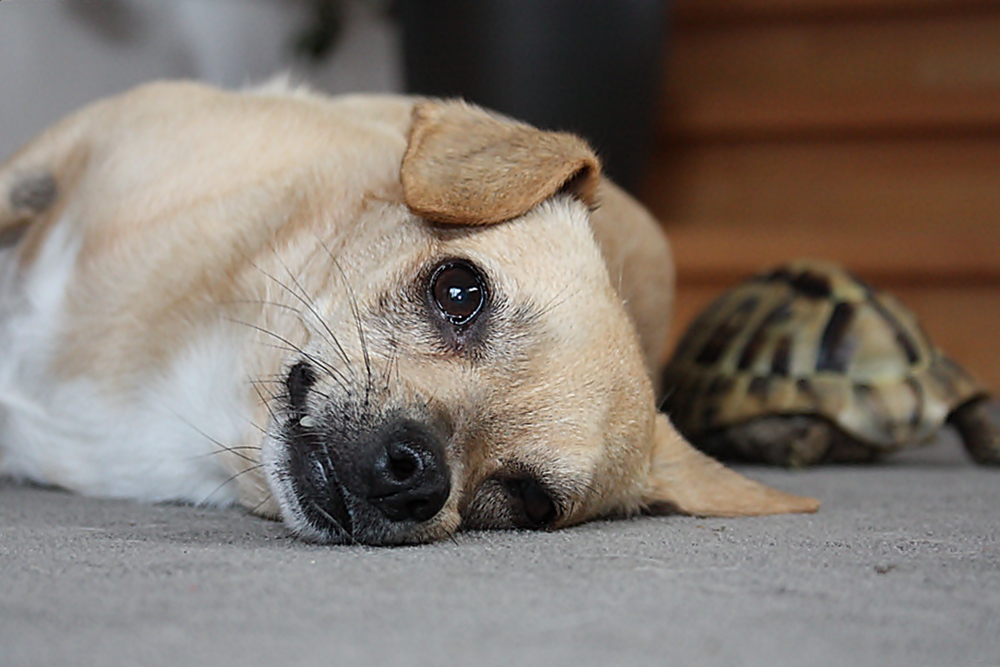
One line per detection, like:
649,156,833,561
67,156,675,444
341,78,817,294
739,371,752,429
663,260,985,450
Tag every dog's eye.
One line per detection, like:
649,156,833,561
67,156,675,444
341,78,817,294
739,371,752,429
503,477,558,529
431,261,486,326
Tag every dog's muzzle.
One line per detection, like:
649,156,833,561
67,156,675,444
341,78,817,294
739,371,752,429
284,414,451,542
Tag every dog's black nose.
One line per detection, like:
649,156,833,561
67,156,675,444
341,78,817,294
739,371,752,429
364,421,450,523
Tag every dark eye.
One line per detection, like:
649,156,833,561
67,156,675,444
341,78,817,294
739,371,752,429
504,477,558,528
286,361,316,412
431,261,486,326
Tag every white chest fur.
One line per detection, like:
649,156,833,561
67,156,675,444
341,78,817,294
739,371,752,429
0,218,258,506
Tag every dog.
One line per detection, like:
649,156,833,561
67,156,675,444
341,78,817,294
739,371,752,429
0,81,819,545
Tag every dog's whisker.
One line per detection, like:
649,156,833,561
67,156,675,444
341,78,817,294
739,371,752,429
246,340,300,354
244,337,353,397
266,244,355,372
244,262,356,388
310,500,358,545
255,241,351,376
247,340,352,393
247,342,351,395
250,378,282,428
534,282,583,320
250,377,281,400
244,421,268,437
246,382,283,437
248,491,274,515
315,241,375,409
304,366,352,400
166,408,260,465
345,272,374,409
222,298,307,319
310,385,350,408
228,317,348,388
188,445,263,461
201,463,265,505
380,338,401,396
656,385,677,413
303,231,360,372
265,239,323,310
245,373,286,385
224,298,314,341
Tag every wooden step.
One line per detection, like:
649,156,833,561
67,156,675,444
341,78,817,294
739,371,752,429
674,0,1000,22
641,135,1000,283
664,5,1000,140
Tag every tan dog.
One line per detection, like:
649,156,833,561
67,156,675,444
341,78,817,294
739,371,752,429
0,81,818,545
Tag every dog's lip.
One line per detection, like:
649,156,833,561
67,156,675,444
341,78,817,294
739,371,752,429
288,447,355,540
301,483,354,540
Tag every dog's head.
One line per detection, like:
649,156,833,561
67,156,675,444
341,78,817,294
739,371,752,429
0,82,818,545
249,93,819,543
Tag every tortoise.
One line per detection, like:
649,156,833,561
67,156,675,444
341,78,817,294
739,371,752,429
660,259,1000,467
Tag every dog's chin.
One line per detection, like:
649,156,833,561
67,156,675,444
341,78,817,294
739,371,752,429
262,439,454,546
284,495,456,546
294,495,446,546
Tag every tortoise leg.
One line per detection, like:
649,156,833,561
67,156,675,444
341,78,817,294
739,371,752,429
949,398,1000,466
698,416,834,467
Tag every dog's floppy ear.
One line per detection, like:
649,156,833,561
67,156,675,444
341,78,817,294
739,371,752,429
644,413,821,517
401,100,600,226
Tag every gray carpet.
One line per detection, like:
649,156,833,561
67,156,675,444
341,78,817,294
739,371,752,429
2,428,998,667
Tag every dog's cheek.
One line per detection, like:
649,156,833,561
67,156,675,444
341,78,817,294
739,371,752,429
402,504,463,544
457,481,516,530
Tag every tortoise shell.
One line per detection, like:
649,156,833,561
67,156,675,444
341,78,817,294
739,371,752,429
661,259,987,453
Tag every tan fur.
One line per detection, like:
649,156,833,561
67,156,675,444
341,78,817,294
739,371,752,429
588,179,675,387
647,414,821,516
0,81,817,544
402,101,600,225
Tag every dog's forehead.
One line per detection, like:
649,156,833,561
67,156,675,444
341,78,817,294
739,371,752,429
432,198,611,301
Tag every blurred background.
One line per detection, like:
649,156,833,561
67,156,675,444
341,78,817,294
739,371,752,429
1,0,998,388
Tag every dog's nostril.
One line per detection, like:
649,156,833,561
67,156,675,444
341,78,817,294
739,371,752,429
386,442,421,481
365,422,450,523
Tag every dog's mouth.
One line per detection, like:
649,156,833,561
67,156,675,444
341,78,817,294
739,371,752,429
266,390,454,545
285,422,355,539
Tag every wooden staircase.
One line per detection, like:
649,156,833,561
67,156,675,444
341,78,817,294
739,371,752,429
640,0,1000,388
